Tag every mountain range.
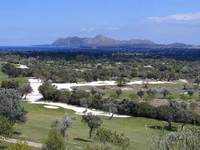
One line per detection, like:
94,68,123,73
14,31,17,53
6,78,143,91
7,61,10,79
51,35,197,49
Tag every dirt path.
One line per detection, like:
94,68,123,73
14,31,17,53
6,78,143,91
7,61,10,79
0,136,42,149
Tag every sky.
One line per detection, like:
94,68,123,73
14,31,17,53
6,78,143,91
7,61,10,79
0,0,200,45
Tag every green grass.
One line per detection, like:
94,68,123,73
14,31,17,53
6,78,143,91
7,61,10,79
0,141,39,150
0,141,9,150
14,102,178,150
0,64,9,81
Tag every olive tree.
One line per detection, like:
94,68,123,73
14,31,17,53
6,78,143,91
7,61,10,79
0,89,26,123
137,90,145,99
51,113,75,137
103,101,118,120
82,113,103,139
19,84,33,99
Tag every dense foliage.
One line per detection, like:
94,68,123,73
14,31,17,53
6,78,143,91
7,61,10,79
2,63,32,77
151,127,200,150
0,89,26,123
42,128,66,150
95,128,130,150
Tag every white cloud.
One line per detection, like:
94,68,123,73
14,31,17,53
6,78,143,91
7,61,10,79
148,12,200,22
80,27,95,32
80,26,120,33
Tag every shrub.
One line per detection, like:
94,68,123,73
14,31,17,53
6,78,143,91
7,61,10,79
8,141,32,150
42,128,66,150
150,127,200,150
95,128,130,150
8,141,31,150
0,116,13,136
1,80,19,89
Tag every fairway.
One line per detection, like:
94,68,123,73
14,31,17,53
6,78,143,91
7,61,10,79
14,102,174,150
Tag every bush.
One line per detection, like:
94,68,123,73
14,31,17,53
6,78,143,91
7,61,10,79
42,129,66,150
39,82,70,102
8,141,32,150
0,116,13,136
95,128,130,150
150,127,200,150
1,80,19,89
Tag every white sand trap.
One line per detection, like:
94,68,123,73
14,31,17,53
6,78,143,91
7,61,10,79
32,101,130,118
44,105,59,109
16,64,29,69
26,77,187,118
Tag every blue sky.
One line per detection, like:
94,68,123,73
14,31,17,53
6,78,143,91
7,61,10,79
0,0,200,45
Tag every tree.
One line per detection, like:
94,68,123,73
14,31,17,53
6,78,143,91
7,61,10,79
146,89,157,98
42,128,66,150
116,77,126,87
103,101,118,120
162,89,170,98
54,89,71,103
51,113,74,137
142,80,149,89
1,80,19,89
82,113,103,139
195,76,200,86
115,88,122,97
137,90,145,99
188,90,194,97
175,109,192,128
19,84,33,99
38,82,57,101
8,141,32,150
158,105,175,130
0,89,26,123
69,88,90,105
80,98,92,111
183,84,188,90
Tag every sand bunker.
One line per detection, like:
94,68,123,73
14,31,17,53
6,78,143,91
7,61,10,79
44,105,59,109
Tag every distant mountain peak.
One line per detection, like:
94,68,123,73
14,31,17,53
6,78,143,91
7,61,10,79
52,35,195,49
52,35,156,48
